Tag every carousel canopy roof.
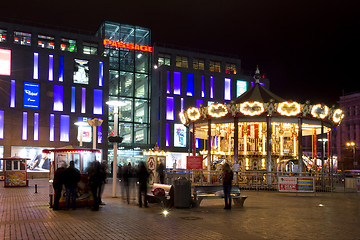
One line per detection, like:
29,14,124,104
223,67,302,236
232,82,284,104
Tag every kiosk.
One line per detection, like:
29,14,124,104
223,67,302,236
43,148,100,208
1,156,29,187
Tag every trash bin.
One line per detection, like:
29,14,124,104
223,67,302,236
174,177,191,208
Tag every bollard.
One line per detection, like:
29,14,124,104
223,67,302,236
35,184,38,193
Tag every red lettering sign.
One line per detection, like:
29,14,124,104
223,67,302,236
103,39,153,53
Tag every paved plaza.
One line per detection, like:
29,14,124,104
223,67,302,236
0,179,360,240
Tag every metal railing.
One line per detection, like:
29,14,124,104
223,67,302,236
165,169,355,192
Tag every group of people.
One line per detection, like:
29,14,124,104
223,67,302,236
52,160,107,211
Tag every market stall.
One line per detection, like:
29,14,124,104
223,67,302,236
1,156,29,187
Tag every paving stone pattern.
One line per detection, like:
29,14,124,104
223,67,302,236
1,179,360,240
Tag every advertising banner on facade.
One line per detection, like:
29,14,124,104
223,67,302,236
23,82,40,109
174,124,187,147
278,176,315,192
186,156,203,169
73,59,89,84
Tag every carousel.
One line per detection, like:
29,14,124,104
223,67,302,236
179,68,344,185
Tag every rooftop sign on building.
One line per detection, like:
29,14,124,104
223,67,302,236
103,39,153,53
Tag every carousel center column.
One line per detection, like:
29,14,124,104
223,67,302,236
266,116,272,185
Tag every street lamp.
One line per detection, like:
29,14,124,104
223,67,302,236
346,142,356,169
74,121,89,147
106,100,126,198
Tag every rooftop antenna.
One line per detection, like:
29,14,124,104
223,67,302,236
254,65,261,83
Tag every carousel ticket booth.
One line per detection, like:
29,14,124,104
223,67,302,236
43,148,100,208
143,147,168,184
1,156,29,187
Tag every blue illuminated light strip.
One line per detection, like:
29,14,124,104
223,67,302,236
196,100,203,108
60,115,70,142
166,122,170,147
81,88,86,113
181,98,184,112
71,87,76,112
33,53,39,80
49,114,55,142
59,56,64,82
48,55,54,81
166,71,171,94
53,85,64,111
99,61,104,86
22,112,28,140
224,78,231,100
97,118,103,144
173,72,181,95
166,97,174,121
196,138,200,149
210,76,214,99
186,73,194,96
93,89,103,114
10,80,15,108
201,75,205,98
0,110,4,139
33,113,39,141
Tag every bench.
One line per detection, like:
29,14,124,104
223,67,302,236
147,183,174,208
193,185,247,207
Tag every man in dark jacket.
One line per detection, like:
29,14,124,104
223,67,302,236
64,161,81,209
53,162,66,210
137,161,149,208
87,160,106,211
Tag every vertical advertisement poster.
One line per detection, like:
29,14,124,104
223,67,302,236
73,59,89,84
0,48,11,76
174,124,187,147
23,82,40,109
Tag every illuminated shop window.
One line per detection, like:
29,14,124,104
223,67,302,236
83,42,98,55
22,112,28,140
0,110,4,139
237,80,247,97
173,72,181,95
225,63,237,74
158,53,171,66
166,122,170,147
48,55,54,81
193,58,205,70
166,71,171,94
0,29,7,42
37,35,54,49
33,53,39,80
201,75,205,98
210,76,214,98
53,85,64,112
14,31,31,46
60,38,77,52
60,115,70,142
49,114,54,142
209,60,221,72
71,87,76,113
10,80,15,108
166,97,175,121
34,113,39,141
59,56,64,82
186,73,194,96
224,78,231,100
176,56,188,68
99,61,104,87
93,89,103,115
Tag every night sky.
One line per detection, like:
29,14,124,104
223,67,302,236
2,0,359,105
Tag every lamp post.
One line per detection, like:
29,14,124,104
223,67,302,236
74,121,89,147
346,142,356,169
87,118,103,150
106,100,126,198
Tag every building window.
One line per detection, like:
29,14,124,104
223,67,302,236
60,115,70,142
0,29,7,42
209,60,221,72
0,110,4,139
173,72,181,95
186,73,194,97
22,112,28,141
83,42,98,55
14,31,31,46
71,87,76,113
10,80,15,108
224,78,231,100
81,88,86,113
193,58,205,70
210,76,214,98
60,38,77,52
166,71,171,94
48,55,54,81
38,35,54,49
34,113,39,141
59,56,64,82
225,63,237,74
33,53,39,80
201,75,205,98
93,89,103,115
53,85,64,112
176,56,188,68
166,97,175,121
99,61,104,87
49,114,55,142
158,53,171,66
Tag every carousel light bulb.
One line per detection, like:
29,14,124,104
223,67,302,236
208,103,228,118
311,104,329,119
277,101,301,116
239,101,264,116
332,109,344,123
187,107,201,121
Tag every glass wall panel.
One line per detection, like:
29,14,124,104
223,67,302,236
120,25,135,43
134,99,148,123
104,23,120,41
109,70,119,96
120,123,133,144
135,74,148,98
135,52,149,73
135,27,150,45
118,98,133,122
120,50,134,71
119,72,134,97
134,124,148,144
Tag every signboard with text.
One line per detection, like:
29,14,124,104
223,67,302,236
278,176,315,192
186,156,203,169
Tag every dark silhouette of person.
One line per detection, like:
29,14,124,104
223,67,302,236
64,161,81,209
137,161,149,208
87,160,106,211
52,162,66,210
222,163,233,210
157,162,165,184
122,163,132,204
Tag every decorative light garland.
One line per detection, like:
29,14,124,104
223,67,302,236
179,112,188,125
208,103,228,118
187,107,201,121
332,109,344,123
277,101,301,116
143,150,168,156
311,104,329,119
239,101,264,116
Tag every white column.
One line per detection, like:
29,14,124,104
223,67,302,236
112,107,119,198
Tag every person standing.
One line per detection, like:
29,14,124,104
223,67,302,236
122,163,132,204
87,160,106,211
222,163,233,210
52,162,66,210
137,161,149,208
156,161,165,184
64,161,81,210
